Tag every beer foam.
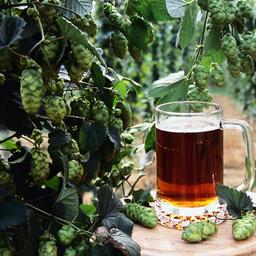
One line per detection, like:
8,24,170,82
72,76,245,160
156,117,220,133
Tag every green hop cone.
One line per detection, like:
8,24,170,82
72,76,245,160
193,65,209,89
71,43,93,71
228,59,241,78
110,116,123,133
210,64,225,87
209,0,235,26
64,57,85,83
123,203,158,228
70,98,90,117
0,171,11,186
31,128,43,146
62,139,80,160
121,132,134,144
57,225,76,246
110,169,121,187
236,0,253,18
104,3,131,32
0,49,12,72
91,100,109,125
76,240,91,256
221,34,239,62
42,35,59,63
20,68,45,115
116,102,133,129
38,232,57,256
64,247,77,256
128,44,143,61
27,6,39,17
120,161,134,176
47,78,64,96
181,220,217,243
71,15,97,37
31,149,50,185
0,248,14,256
0,73,5,86
68,159,84,183
38,0,59,27
187,84,213,111
232,211,256,241
111,31,128,59
45,96,67,124
225,1,236,24
240,54,254,75
241,34,256,60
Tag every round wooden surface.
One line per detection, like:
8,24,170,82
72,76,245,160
132,222,256,256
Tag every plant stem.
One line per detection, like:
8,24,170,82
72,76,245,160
194,11,209,61
0,133,18,144
25,203,94,235
21,136,34,145
29,17,45,56
0,3,29,8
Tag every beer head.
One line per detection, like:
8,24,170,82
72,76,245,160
156,116,220,133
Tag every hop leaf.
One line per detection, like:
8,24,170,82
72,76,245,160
217,184,253,217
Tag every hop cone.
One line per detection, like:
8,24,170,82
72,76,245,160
0,73,5,86
221,34,239,62
123,203,158,228
228,59,241,78
0,248,14,256
57,225,76,246
91,100,109,124
233,211,256,240
104,3,131,32
31,128,43,146
38,232,57,256
110,116,123,133
70,98,90,117
111,32,128,59
45,96,67,124
65,58,85,83
47,78,64,96
42,35,59,62
31,149,49,185
181,220,217,243
241,34,256,60
68,159,84,183
62,139,80,160
20,68,45,114
72,43,93,70
116,102,132,129
193,65,209,89
64,247,76,256
236,0,253,18
240,55,254,75
210,64,225,87
0,171,11,185
187,84,213,102
128,44,143,61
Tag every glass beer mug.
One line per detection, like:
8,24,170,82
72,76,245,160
155,101,255,215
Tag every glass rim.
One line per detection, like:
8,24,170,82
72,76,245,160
155,101,223,116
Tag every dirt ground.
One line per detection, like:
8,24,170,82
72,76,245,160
134,94,255,191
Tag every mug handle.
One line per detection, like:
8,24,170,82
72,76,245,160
222,119,255,192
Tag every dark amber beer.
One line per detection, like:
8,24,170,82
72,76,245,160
156,119,223,208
